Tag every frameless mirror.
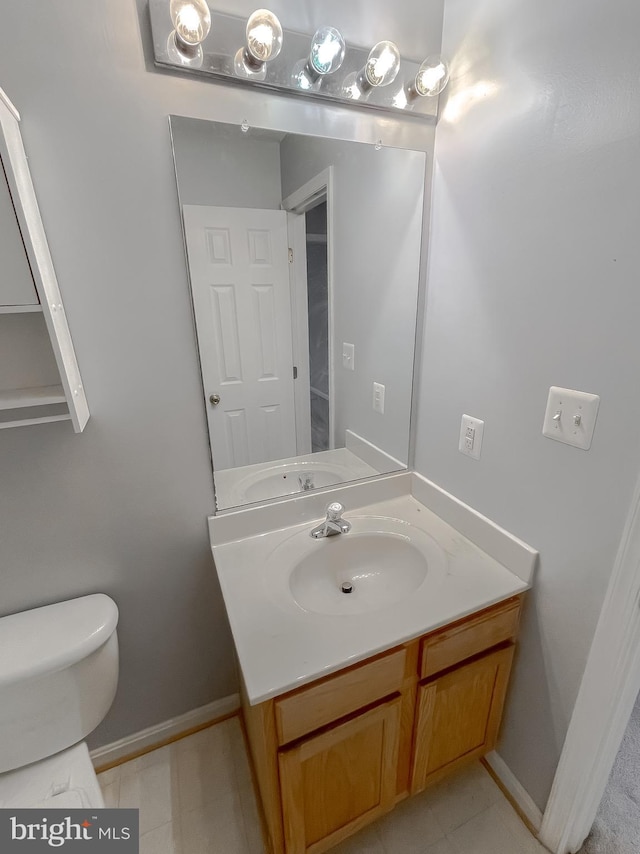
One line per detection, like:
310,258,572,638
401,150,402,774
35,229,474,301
170,116,426,511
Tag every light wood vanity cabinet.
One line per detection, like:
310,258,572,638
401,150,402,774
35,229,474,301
242,594,523,854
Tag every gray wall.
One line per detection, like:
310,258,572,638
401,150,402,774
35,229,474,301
280,136,426,464
0,0,441,747
171,117,282,208
417,0,640,810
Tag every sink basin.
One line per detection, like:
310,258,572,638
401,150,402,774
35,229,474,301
266,515,448,616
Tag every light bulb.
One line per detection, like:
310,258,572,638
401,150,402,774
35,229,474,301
309,27,345,76
246,9,283,63
414,56,450,97
345,40,401,99
293,26,345,90
169,0,211,52
364,41,400,88
235,9,283,79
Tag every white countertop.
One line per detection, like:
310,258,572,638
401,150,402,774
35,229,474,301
211,488,533,705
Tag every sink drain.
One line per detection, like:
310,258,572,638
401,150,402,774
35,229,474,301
340,582,353,594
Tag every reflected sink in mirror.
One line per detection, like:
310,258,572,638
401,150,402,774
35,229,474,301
214,447,380,510
242,462,354,502
266,515,448,616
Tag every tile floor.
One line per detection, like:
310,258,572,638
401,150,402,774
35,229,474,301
98,716,549,854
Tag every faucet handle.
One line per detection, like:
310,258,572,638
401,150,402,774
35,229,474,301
326,502,344,520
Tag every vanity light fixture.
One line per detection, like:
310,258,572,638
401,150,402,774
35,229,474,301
168,0,211,64
234,8,283,81
292,27,346,91
150,0,448,119
343,41,401,100
407,55,450,100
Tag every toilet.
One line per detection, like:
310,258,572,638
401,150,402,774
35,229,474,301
0,594,119,808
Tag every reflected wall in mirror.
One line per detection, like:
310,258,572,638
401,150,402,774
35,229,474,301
170,117,426,511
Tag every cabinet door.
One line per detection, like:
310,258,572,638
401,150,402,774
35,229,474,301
279,696,401,854
411,645,515,794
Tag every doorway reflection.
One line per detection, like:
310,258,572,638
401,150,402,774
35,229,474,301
305,201,329,452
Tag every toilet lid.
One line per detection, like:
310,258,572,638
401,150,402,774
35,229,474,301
0,594,118,687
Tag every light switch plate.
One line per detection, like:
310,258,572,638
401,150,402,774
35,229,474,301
459,414,484,460
542,386,600,450
342,343,355,371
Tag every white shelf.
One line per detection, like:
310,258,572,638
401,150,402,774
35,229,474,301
0,413,71,430
0,384,66,410
306,233,327,244
0,303,42,314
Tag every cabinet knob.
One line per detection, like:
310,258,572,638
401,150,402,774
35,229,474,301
209,394,221,406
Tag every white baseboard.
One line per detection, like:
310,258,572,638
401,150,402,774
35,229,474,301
90,694,241,769
485,750,543,832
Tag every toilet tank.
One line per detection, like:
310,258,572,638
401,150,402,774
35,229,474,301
0,594,119,774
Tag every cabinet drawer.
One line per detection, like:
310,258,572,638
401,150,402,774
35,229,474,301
275,647,406,746
420,597,521,680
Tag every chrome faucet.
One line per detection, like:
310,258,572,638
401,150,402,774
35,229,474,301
298,473,315,492
310,502,351,539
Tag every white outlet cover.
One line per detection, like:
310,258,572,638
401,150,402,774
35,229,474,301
373,382,385,414
542,386,600,450
459,414,484,460
342,342,355,371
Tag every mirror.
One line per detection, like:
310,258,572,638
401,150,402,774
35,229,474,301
170,116,426,511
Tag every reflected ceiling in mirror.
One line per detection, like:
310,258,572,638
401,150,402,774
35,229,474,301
170,116,426,511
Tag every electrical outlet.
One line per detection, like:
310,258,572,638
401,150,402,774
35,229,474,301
342,343,355,370
373,382,385,414
459,414,484,460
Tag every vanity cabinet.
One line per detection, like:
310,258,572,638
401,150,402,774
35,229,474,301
0,87,88,431
242,594,523,854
